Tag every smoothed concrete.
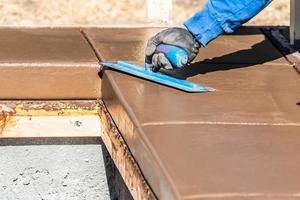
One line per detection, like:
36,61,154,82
83,27,162,65
100,27,300,199
0,28,100,99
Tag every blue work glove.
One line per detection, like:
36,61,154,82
145,26,200,72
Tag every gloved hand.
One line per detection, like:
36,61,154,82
145,26,200,72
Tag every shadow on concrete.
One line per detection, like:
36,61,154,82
161,39,285,80
101,144,134,200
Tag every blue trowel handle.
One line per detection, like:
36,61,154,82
156,44,188,69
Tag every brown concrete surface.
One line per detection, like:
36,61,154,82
83,28,163,64
0,28,100,99
97,28,300,199
84,27,289,66
197,28,289,65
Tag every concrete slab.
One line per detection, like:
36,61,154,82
84,27,288,66
196,28,289,65
83,27,163,65
0,28,100,99
99,28,300,199
102,64,300,127
144,124,300,200
101,63,300,199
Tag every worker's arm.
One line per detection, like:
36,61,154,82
185,0,272,46
145,0,272,71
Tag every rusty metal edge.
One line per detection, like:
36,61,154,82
262,27,300,75
98,100,157,200
0,100,99,115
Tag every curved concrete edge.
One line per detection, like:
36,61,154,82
99,101,157,200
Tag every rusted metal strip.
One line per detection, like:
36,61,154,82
0,101,99,116
0,104,15,133
98,101,157,200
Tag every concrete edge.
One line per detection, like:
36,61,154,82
98,101,157,200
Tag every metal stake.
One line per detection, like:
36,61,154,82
290,0,300,46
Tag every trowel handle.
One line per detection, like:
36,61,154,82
156,44,188,69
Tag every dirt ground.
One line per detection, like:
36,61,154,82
0,0,289,26
174,0,289,25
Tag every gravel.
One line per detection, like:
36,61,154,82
0,144,111,200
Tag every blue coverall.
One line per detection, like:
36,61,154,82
184,0,273,46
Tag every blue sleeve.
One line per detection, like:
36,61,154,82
184,0,272,46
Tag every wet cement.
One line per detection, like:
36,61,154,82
0,142,115,200
83,28,162,65
97,27,300,199
0,28,101,99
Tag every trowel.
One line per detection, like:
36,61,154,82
100,44,215,93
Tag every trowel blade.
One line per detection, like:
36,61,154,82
100,61,215,93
